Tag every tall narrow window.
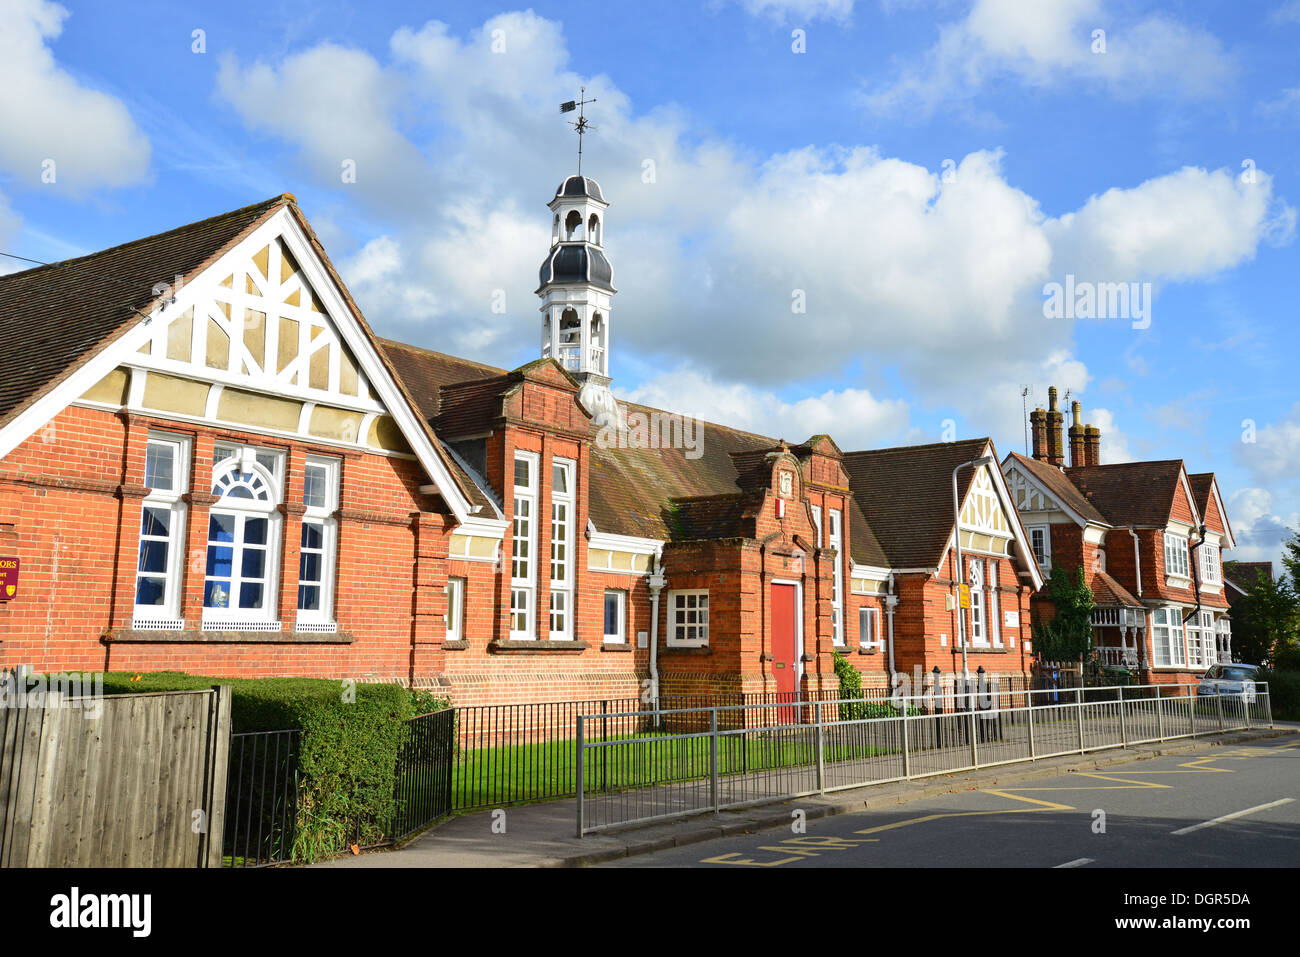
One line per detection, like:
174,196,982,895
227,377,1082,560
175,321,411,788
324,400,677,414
969,558,987,646
511,451,538,639
810,504,822,548
604,590,626,643
445,577,465,643
829,508,844,645
134,433,191,629
1200,544,1219,584
297,456,339,630
549,458,575,639
1029,526,1051,572
204,444,284,630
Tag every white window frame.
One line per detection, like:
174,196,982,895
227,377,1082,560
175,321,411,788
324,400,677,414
549,457,575,640
668,589,710,647
510,450,538,639
1029,525,1051,573
445,576,465,643
296,455,339,629
133,432,191,628
1164,531,1190,580
829,508,844,645
203,444,285,629
1200,543,1219,584
1152,606,1187,668
603,589,626,643
969,558,988,647
810,504,822,548
858,606,880,649
988,561,1002,647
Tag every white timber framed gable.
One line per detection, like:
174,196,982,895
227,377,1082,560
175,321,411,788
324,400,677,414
1,204,507,544
946,451,1044,592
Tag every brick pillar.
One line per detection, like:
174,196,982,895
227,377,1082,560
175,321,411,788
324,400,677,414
411,511,451,683
1029,408,1048,461
1045,387,1065,467
1084,425,1101,466
109,413,152,630
1068,400,1085,467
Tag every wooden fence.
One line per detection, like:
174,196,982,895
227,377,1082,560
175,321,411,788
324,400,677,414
0,685,231,867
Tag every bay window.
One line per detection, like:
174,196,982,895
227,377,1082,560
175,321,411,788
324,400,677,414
133,432,191,628
1152,607,1186,667
296,455,339,630
1164,531,1190,579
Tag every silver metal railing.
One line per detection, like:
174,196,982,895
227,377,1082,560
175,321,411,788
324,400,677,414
575,681,1272,836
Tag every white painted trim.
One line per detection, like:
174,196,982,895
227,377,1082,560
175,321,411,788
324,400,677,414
588,529,664,556
999,455,1098,529
849,563,891,581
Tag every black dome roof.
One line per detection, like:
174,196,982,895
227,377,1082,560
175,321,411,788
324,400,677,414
538,242,614,291
554,175,605,203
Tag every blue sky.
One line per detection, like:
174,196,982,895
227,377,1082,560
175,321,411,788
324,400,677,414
1,0,1298,566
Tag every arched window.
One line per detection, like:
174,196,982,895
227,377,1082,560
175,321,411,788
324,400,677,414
558,309,581,370
590,313,605,374
588,213,601,245
564,210,583,241
552,213,560,245
204,445,283,627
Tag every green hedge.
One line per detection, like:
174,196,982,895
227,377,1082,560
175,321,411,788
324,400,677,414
1261,668,1300,722
89,671,447,862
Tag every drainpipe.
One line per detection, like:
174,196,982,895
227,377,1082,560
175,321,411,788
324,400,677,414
1184,524,1207,629
885,572,898,679
647,549,666,726
1126,525,1146,674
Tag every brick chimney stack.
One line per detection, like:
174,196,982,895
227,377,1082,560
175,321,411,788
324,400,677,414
1084,424,1101,466
1068,400,1086,467
1045,386,1066,467
1030,406,1048,461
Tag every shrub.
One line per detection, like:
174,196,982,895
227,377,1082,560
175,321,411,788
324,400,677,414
88,671,446,861
831,653,920,719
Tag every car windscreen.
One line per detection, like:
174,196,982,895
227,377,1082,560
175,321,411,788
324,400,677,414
1220,667,1255,681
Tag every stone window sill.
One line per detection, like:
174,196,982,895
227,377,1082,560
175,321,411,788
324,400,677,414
105,629,354,645
488,639,590,654
662,645,712,656
601,642,633,652
443,640,470,650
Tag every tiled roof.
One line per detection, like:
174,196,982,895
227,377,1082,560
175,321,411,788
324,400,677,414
377,338,501,421
1224,561,1273,588
842,438,991,570
0,195,289,430
1005,451,1109,525
667,493,762,541
1089,569,1143,608
1063,460,1185,527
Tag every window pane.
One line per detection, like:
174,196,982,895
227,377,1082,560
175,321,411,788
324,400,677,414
514,457,530,488
145,443,175,492
302,522,323,550
209,513,235,542
138,539,169,574
242,547,266,579
298,584,320,611
239,582,264,609
300,552,321,583
141,506,171,538
553,464,568,495
605,593,620,635
303,465,327,509
206,545,233,577
245,517,267,545
136,577,166,606
204,580,232,608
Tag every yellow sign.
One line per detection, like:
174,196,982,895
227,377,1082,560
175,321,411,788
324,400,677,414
958,584,971,609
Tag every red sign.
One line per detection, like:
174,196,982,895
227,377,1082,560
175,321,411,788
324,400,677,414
0,557,18,601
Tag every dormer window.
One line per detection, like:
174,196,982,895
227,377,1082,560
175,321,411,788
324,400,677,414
1164,531,1190,579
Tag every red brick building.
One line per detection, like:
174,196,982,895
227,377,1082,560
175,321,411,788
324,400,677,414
0,182,1046,707
1001,387,1236,687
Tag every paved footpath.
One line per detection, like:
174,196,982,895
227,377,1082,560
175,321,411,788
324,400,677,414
312,724,1298,868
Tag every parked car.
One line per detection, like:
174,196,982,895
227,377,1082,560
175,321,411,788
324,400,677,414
1197,663,1261,701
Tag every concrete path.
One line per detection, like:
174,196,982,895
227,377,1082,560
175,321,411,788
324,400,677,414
311,725,1296,868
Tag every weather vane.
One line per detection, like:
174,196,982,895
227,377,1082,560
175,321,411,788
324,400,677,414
560,87,597,176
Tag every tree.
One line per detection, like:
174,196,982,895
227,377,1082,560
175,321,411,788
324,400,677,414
1031,565,1096,663
1283,525,1300,600
1228,564,1300,668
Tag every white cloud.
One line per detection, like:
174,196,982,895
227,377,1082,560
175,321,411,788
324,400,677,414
865,0,1236,117
731,0,856,23
621,366,910,449
212,12,1289,460
0,0,149,191
1227,487,1299,564
1237,403,1300,483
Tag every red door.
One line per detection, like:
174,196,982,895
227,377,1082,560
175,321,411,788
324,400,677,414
771,583,799,722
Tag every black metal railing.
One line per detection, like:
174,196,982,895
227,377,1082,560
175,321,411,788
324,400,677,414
387,708,456,841
223,729,301,868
